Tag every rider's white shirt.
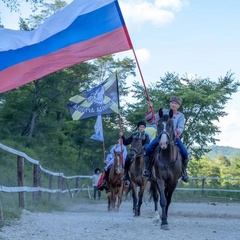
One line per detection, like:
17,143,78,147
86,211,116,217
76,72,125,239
104,144,127,170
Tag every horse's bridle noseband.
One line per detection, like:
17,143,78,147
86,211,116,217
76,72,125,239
130,138,143,160
114,153,123,174
158,120,175,149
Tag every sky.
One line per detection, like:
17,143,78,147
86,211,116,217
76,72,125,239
0,0,240,148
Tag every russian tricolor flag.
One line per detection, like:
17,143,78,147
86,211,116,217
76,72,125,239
0,0,133,93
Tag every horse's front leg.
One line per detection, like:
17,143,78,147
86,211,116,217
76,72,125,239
151,182,160,223
165,182,177,217
111,189,116,210
106,189,111,212
116,185,123,211
156,179,169,230
107,195,111,212
131,184,138,216
137,186,145,216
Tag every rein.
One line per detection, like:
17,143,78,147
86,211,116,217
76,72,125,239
130,147,143,158
114,153,123,174
157,117,178,169
130,137,144,160
158,148,179,169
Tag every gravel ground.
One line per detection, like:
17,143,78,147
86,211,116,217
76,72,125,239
0,200,239,240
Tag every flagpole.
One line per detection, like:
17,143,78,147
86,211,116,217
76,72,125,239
131,47,157,123
119,7,157,124
102,140,106,164
100,116,106,163
116,72,124,153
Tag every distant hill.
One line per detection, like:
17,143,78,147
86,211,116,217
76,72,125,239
207,145,240,159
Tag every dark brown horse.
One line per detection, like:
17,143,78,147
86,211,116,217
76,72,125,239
106,150,124,212
129,136,148,216
149,108,182,230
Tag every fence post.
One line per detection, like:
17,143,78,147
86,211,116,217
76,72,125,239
75,177,80,196
17,156,25,208
62,177,66,194
48,175,53,200
201,177,206,195
0,195,3,221
38,167,42,201
33,164,39,202
57,175,63,199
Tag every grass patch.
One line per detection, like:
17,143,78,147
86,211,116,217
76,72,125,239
173,189,240,203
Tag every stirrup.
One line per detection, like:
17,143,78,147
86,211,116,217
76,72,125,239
124,180,130,187
181,173,189,183
101,180,107,186
142,169,151,178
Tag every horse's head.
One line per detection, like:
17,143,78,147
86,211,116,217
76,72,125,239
130,136,143,160
157,108,175,149
113,150,124,174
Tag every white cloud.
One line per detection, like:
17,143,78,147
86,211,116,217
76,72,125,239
214,94,240,148
120,0,179,27
155,0,188,11
136,48,151,63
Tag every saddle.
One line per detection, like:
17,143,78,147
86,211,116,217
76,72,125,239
97,171,105,191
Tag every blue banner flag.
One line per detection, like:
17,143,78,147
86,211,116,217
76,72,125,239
68,72,119,120
90,115,104,142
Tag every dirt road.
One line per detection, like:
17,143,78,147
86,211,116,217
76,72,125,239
0,200,239,240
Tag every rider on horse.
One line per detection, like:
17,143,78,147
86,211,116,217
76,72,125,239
142,96,189,182
120,121,150,187
100,138,127,188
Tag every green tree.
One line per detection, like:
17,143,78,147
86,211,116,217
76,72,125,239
1,0,66,27
124,72,240,159
1,0,55,12
0,55,136,174
0,0,137,174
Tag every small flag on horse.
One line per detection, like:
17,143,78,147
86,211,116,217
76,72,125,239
68,72,119,120
90,115,104,142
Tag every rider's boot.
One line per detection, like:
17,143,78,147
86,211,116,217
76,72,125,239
181,158,189,182
101,170,108,187
122,157,131,187
142,155,151,178
123,169,130,187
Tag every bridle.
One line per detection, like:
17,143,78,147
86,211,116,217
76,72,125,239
114,152,123,174
130,137,143,160
156,109,180,168
158,121,175,148
157,109,175,149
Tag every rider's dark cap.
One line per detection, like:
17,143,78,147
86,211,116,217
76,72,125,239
137,121,146,128
94,168,101,174
170,96,182,105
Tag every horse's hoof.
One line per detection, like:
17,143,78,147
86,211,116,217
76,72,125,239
161,224,169,230
153,219,159,224
134,214,140,217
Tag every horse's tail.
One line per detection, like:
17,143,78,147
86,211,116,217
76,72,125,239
146,181,158,203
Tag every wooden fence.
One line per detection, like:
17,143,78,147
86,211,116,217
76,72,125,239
0,143,93,221
0,143,240,221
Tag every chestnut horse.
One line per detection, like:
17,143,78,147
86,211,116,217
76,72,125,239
106,150,124,212
129,136,147,216
149,108,182,230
